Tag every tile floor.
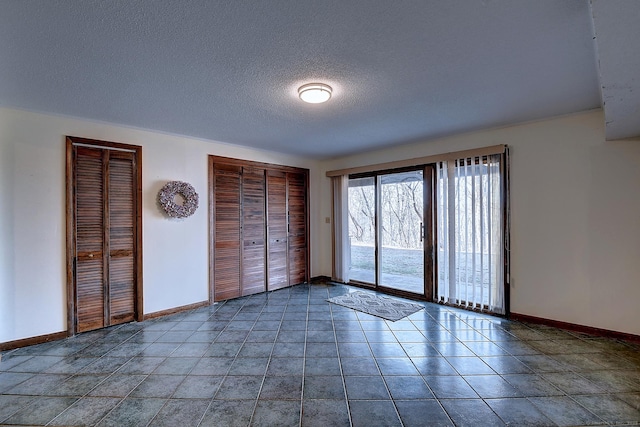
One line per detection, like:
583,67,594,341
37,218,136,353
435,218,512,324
1,282,639,426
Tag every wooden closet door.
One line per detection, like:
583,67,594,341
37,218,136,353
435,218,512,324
209,155,309,302
213,164,242,301
266,170,289,290
72,145,137,333
75,147,107,332
242,167,266,296
108,151,136,325
288,172,308,285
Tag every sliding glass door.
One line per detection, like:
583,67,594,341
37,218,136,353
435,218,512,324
347,177,376,285
333,147,507,314
347,168,432,297
379,170,425,294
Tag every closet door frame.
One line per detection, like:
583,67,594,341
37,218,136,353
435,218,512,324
65,136,143,336
208,155,310,303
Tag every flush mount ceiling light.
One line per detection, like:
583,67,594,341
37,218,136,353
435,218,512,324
298,83,332,104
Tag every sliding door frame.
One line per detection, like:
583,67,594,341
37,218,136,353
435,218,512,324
330,145,509,314
347,165,435,301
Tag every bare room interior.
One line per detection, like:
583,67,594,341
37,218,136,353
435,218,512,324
1,1,639,426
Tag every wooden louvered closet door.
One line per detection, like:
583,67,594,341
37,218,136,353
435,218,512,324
210,155,309,302
213,164,242,301
74,147,106,332
72,143,138,333
108,152,136,325
241,167,266,296
266,170,289,291
287,172,308,285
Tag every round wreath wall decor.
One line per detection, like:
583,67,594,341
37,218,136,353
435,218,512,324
158,181,199,218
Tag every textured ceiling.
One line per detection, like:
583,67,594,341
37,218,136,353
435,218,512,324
591,0,640,141
0,1,635,158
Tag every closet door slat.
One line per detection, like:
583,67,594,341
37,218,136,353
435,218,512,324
108,152,136,325
242,167,266,296
288,172,308,285
213,165,242,300
267,170,289,290
75,147,106,332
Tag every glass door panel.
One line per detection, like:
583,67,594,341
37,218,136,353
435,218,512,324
348,177,376,285
379,171,425,295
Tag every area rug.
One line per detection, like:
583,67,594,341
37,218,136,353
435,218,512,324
327,291,424,321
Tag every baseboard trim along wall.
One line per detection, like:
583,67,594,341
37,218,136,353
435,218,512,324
0,331,69,352
143,300,210,321
510,312,640,343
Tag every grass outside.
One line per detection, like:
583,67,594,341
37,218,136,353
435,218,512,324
350,244,423,277
350,244,494,285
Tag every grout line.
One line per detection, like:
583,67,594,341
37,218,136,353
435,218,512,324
94,302,229,427
247,287,292,426
352,294,407,426
330,285,355,427
297,285,311,427
194,298,240,427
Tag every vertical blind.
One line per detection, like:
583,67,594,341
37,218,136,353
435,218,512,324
436,154,505,314
332,175,350,283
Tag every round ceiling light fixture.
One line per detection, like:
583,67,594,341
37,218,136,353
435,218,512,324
298,83,332,104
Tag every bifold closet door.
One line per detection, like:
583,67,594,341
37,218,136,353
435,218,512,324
213,164,242,301
210,155,309,301
266,170,289,291
107,151,136,324
242,167,266,296
288,172,308,285
74,147,106,332
73,146,137,333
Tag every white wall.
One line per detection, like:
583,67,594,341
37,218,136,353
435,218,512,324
3,107,639,343
319,110,640,336
0,107,318,343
